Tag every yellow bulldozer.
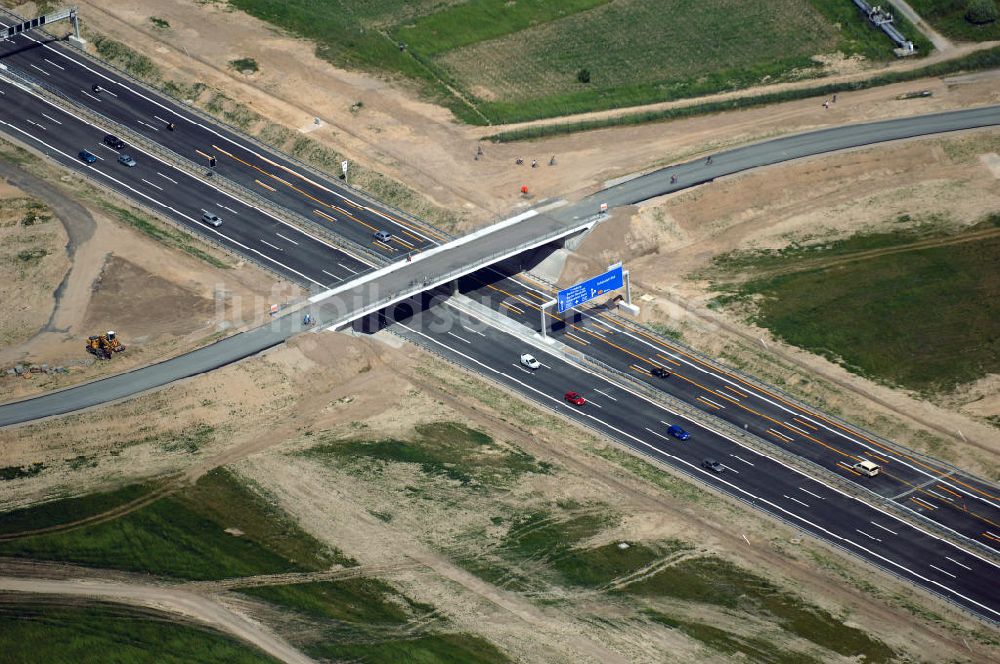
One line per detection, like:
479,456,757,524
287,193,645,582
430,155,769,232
85,330,126,360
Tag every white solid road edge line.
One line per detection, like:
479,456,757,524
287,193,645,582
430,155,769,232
394,316,999,619
437,300,1000,573
309,209,541,306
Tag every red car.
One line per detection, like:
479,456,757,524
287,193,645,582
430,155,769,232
564,391,586,406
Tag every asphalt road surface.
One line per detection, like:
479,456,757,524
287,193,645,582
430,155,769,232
456,261,1000,557
0,75,371,288
0,14,442,259
388,299,1000,622
2,23,999,623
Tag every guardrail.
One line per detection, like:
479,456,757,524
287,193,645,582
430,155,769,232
324,214,602,326
0,63,387,270
0,6,453,244
391,325,998,627
579,347,1000,564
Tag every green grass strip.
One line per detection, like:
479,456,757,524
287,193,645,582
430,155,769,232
486,46,1000,142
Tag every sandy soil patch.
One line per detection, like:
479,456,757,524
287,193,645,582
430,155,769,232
565,129,1000,474
0,187,68,350
3,328,992,662
0,154,299,400
72,0,1000,232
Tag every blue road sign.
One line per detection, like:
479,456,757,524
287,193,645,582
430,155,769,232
557,264,624,313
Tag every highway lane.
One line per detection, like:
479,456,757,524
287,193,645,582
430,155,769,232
0,20,444,258
0,74,371,287
457,264,1000,553
388,298,1000,621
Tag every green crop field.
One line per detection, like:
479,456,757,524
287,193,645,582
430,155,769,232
226,0,921,125
711,218,1000,393
0,469,344,579
0,600,278,664
905,0,1000,41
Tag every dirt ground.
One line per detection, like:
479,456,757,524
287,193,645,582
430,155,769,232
0,330,994,662
66,0,1000,229
563,129,1000,476
0,151,300,400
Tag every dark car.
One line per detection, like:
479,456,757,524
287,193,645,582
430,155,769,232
651,367,671,378
702,459,725,473
78,150,97,164
103,134,125,150
667,425,690,441
564,391,586,406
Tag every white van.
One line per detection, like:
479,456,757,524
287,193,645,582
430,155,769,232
852,459,881,477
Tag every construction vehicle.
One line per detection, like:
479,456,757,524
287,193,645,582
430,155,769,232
85,330,125,360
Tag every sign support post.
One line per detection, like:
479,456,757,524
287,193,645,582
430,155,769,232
540,299,556,340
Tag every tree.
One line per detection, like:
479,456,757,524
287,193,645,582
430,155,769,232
966,0,999,25
577,68,591,84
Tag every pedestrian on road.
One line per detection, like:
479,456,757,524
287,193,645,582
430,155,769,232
832,93,837,103
670,174,677,184
706,156,713,165
531,159,538,168
549,155,556,166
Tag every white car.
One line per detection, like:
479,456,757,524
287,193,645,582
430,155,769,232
520,353,540,370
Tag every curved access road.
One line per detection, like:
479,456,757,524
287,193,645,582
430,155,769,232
2,105,1000,429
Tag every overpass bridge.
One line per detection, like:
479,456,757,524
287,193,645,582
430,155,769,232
0,206,597,427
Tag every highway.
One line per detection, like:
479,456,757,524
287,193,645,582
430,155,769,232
388,298,1000,622
1,19,999,623
0,75,371,288
455,261,1000,556
0,14,444,258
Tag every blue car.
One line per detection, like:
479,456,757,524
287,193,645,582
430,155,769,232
78,150,97,164
667,425,690,440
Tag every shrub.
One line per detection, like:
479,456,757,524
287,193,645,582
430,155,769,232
966,0,999,24
228,57,259,75
577,68,591,84
149,17,170,30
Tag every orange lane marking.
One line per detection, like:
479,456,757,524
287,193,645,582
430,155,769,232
656,353,682,367
724,384,750,398
498,302,524,315
218,142,448,243
768,429,793,442
565,333,590,346
697,397,721,410
713,392,741,407
937,485,962,498
391,236,416,250
910,496,937,510
523,290,550,303
601,310,1000,505
314,209,337,222
372,241,395,252
867,452,890,464
630,364,651,375
984,532,1000,543
195,148,212,159
254,179,276,192
792,417,818,431
837,462,862,477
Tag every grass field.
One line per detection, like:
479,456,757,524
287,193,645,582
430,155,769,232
226,0,920,125
0,482,154,535
0,600,278,664
305,421,551,488
628,556,895,663
0,469,345,579
711,218,1000,393
242,580,507,663
905,0,1000,41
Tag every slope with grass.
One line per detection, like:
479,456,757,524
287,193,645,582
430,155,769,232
906,0,1000,41
710,218,1000,393
226,0,926,125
